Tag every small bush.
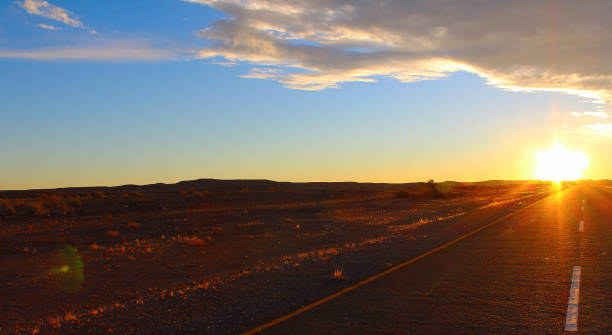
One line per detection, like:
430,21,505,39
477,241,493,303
106,230,120,237
394,190,410,198
188,237,206,247
66,195,82,207
0,198,16,216
39,194,69,215
193,191,206,199
127,221,140,228
185,188,207,199
21,201,49,216
93,191,106,199
132,191,146,200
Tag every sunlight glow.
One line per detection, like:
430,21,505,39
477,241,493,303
534,143,589,182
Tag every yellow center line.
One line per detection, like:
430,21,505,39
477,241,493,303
242,189,563,334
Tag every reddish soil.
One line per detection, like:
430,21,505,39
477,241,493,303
0,179,568,334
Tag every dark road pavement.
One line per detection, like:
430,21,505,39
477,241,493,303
253,185,612,334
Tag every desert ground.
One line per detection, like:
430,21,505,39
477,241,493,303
0,179,581,334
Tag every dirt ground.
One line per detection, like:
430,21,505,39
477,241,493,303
0,179,569,334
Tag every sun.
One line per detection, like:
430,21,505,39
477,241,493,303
534,143,589,182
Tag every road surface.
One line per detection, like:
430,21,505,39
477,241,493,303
248,185,612,334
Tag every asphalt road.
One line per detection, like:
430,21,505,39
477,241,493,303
251,185,612,334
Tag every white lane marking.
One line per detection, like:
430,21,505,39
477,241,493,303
564,266,581,332
579,221,584,232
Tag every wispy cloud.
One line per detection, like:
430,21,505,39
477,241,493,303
584,123,612,133
19,0,82,28
0,41,181,61
37,23,61,31
185,0,612,104
584,111,609,118
571,111,609,118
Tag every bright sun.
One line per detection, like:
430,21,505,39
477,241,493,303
535,143,589,182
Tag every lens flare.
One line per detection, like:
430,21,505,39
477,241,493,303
534,143,589,182
50,245,84,292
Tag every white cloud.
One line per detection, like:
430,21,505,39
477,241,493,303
584,123,612,133
37,23,60,31
571,111,609,118
584,111,609,118
19,0,83,28
185,0,612,104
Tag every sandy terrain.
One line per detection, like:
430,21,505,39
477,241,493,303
0,179,569,334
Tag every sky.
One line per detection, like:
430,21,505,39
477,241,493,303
1,0,611,190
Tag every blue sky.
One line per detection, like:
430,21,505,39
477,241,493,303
1,1,611,189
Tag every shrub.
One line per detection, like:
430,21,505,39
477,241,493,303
66,195,82,207
394,190,410,198
93,191,106,199
188,237,206,247
106,230,120,237
127,221,140,228
39,194,69,215
22,201,49,216
185,188,207,199
0,198,16,216
192,191,206,199
132,191,146,200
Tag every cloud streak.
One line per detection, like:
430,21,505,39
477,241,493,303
19,0,82,27
186,0,612,104
37,23,61,31
0,41,180,61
